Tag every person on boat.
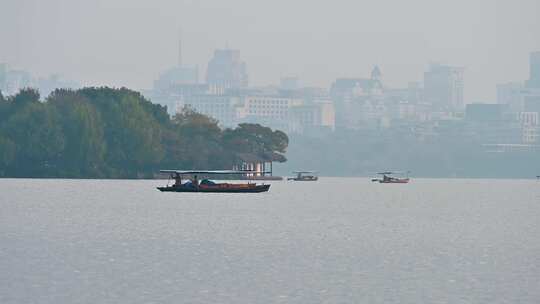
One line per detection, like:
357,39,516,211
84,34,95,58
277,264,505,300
174,174,182,187
383,174,390,182
192,175,199,189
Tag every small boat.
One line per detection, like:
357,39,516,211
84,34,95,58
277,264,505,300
157,170,270,193
371,171,410,184
287,171,318,181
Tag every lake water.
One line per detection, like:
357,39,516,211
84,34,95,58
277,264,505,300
1,178,539,303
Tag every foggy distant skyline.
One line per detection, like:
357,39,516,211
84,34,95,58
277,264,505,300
2,0,539,102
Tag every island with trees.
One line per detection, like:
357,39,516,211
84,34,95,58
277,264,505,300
0,87,288,178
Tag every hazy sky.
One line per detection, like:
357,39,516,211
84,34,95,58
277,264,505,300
2,0,539,101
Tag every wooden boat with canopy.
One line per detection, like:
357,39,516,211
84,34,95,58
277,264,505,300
157,170,270,193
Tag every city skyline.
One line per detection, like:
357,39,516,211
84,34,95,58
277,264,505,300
1,0,540,102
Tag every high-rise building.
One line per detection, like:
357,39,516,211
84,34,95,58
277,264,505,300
154,65,198,90
371,65,382,82
329,67,384,129
4,69,32,96
424,64,464,111
153,37,199,91
519,112,539,143
149,36,201,114
526,51,540,88
206,49,248,89
497,82,540,114
496,53,540,113
182,94,241,127
280,77,299,91
36,74,80,97
407,82,423,104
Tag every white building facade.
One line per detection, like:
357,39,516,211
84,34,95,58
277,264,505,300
180,93,335,133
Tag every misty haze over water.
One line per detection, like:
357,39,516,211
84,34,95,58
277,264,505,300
1,0,539,101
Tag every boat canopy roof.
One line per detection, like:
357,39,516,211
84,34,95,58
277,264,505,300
377,171,409,175
293,171,318,174
160,170,255,175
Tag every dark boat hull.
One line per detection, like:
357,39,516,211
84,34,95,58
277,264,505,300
378,178,410,184
157,184,270,193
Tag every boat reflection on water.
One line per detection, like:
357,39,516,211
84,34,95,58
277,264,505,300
157,170,270,193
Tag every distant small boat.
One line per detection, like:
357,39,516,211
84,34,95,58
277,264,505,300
157,170,270,193
371,171,410,184
288,171,318,181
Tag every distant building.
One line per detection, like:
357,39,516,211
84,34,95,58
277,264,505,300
330,66,384,129
145,83,211,116
526,51,540,88
149,36,202,113
0,63,79,97
36,74,80,97
330,77,383,101
407,82,423,104
375,81,427,124
206,49,248,89
239,95,303,132
524,97,540,113
3,68,32,96
182,94,242,128
371,65,382,82
181,90,335,133
296,87,329,101
289,100,335,133
497,82,523,112
280,77,299,91
465,104,510,122
521,96,540,144
519,112,539,143
497,82,540,113
153,65,198,91
497,53,540,114
464,103,522,144
424,64,464,111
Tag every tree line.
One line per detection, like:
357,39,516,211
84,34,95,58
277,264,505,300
0,87,288,178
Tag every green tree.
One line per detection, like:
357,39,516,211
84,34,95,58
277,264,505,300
48,89,106,177
169,107,226,169
0,135,16,175
0,87,289,178
11,88,40,106
77,87,168,177
1,99,65,176
223,123,289,162
0,90,8,121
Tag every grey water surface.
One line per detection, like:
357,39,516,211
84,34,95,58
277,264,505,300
1,178,539,303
